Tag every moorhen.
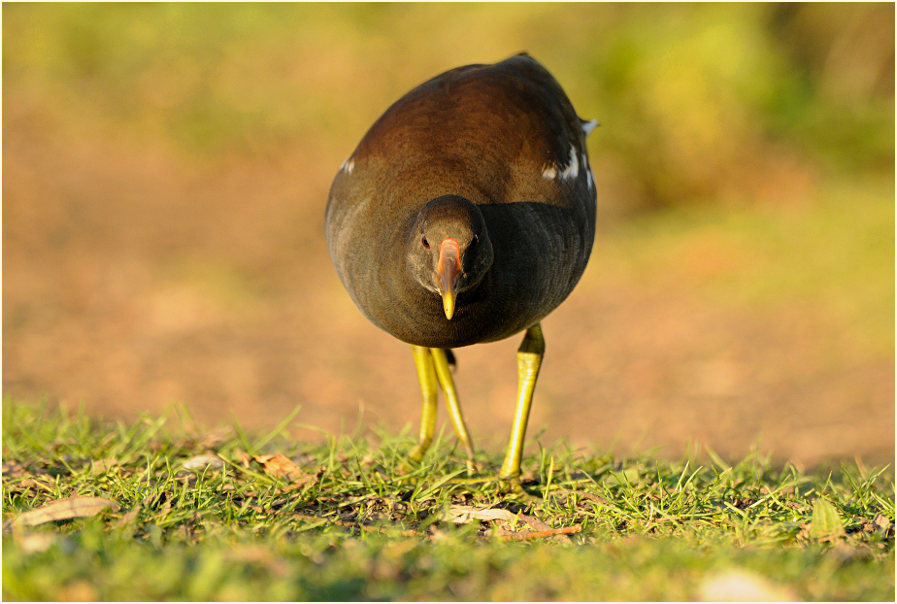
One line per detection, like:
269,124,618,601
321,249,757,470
325,53,597,479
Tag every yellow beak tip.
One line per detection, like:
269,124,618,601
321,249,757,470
442,294,455,320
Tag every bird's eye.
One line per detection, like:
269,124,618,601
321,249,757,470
470,235,479,248
421,236,430,249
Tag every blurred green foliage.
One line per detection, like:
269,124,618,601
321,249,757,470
4,3,893,213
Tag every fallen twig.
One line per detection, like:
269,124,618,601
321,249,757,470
496,524,582,541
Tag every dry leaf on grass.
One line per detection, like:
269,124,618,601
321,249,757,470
443,504,579,542
254,453,306,482
18,477,57,493
873,513,893,535
14,496,120,526
182,454,225,470
517,514,553,532
235,449,252,469
443,505,519,525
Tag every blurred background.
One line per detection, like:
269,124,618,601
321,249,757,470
3,3,893,466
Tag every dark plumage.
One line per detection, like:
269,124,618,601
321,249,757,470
325,53,597,479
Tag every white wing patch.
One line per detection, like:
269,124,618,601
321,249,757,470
340,156,355,174
542,147,580,182
543,147,594,192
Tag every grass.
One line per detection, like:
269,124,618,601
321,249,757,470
2,401,893,601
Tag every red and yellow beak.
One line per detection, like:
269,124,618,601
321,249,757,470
436,238,461,320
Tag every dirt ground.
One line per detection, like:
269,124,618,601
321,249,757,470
3,110,894,469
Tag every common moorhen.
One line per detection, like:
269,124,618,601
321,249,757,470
325,53,597,479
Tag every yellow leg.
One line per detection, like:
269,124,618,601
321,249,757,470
409,345,438,461
431,348,476,470
499,323,545,480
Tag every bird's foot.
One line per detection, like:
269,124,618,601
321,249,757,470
407,443,428,464
439,472,542,502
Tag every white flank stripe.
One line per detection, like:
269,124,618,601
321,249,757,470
560,147,579,180
581,153,594,191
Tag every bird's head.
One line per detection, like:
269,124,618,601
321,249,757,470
407,195,493,320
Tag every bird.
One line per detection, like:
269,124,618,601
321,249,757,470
325,53,597,480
